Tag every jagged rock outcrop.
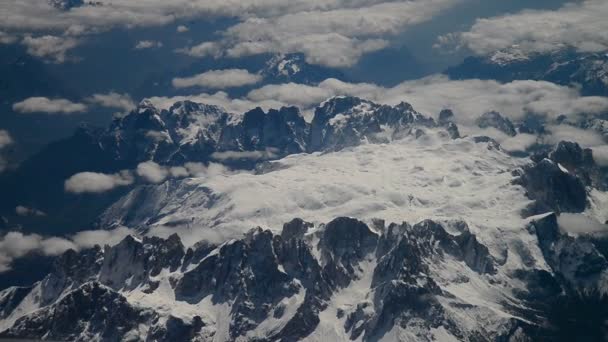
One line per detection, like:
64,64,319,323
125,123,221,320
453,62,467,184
0,217,529,341
476,111,517,137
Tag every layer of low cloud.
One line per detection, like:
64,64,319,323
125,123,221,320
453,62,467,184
558,213,608,236
0,227,136,272
542,125,606,148
245,76,608,124
448,0,608,56
65,170,134,194
172,69,263,89
13,97,87,114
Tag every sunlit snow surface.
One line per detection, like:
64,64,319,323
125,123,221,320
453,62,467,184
102,130,532,256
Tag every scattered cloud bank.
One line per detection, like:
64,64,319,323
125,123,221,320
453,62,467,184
65,170,134,194
0,227,136,272
134,40,163,50
12,97,87,114
172,69,263,89
445,0,608,56
0,0,463,66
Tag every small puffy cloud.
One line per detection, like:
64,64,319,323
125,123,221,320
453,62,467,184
172,69,262,89
136,161,169,183
13,97,87,114
65,170,134,194
21,35,79,63
135,161,217,183
15,205,46,217
558,213,608,236
176,41,221,58
86,92,135,112
0,130,13,149
134,40,163,50
177,25,189,33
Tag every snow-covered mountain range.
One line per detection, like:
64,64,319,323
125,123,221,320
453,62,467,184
1,94,608,340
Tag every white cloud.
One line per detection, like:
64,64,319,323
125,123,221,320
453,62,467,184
13,97,87,114
176,41,221,58
543,125,606,148
65,170,134,193
176,25,189,33
451,0,608,56
0,227,138,272
245,76,608,124
21,35,79,63
0,232,76,272
591,145,608,167
558,213,608,236
71,226,136,249
15,205,46,217
86,92,135,112
0,130,13,149
134,40,163,49
499,134,538,153
147,91,287,117
136,161,169,184
211,148,278,161
172,69,263,89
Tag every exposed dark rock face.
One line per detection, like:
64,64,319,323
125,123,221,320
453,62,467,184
309,97,436,151
1,282,155,341
516,158,587,214
0,97,444,233
476,111,517,137
0,217,516,341
515,140,608,215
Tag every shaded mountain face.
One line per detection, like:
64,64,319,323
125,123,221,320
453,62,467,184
2,214,607,341
0,96,438,233
446,49,608,96
1,92,608,341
